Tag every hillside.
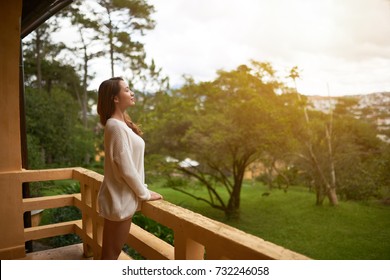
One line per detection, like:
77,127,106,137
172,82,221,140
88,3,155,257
306,92,390,142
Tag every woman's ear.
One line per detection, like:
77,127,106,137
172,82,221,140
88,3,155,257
113,96,119,103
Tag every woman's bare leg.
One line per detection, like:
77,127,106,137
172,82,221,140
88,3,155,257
101,217,132,260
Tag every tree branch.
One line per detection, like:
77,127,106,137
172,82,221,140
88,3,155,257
171,187,226,211
176,166,227,209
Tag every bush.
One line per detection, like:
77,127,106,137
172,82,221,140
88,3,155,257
39,206,82,248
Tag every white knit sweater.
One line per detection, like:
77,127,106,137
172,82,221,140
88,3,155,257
98,118,151,221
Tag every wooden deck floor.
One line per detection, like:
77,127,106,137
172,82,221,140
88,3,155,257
17,244,132,260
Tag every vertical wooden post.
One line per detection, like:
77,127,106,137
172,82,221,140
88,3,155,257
174,232,204,260
73,168,103,259
0,0,25,259
92,174,102,259
79,173,94,258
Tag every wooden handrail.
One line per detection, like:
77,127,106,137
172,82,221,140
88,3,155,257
23,194,77,212
11,167,310,260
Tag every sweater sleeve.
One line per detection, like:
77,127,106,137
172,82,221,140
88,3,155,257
112,128,151,201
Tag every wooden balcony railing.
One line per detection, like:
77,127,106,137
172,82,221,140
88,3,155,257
12,167,309,260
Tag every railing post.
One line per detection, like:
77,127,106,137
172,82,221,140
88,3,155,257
174,232,204,260
78,171,94,258
91,172,103,260
74,168,104,260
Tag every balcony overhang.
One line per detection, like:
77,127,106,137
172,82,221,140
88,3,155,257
21,0,73,39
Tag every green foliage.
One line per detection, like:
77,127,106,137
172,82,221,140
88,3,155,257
26,134,45,169
331,113,384,200
161,176,190,189
378,144,390,189
144,60,390,213
145,62,298,218
93,0,156,78
288,93,388,203
33,180,82,248
39,206,82,248
25,87,95,168
132,213,174,245
30,180,80,197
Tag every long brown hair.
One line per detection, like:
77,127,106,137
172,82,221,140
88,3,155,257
97,77,143,136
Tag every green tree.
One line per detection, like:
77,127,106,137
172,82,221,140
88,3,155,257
289,68,339,205
23,22,66,93
378,143,390,201
147,63,293,219
332,110,383,200
291,95,384,202
23,14,100,167
61,1,105,129
97,0,155,78
25,87,95,167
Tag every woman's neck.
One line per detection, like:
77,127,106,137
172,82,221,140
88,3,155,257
111,111,125,122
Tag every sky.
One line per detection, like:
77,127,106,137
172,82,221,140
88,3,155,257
135,0,390,96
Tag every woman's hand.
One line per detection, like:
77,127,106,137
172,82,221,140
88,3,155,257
149,190,163,201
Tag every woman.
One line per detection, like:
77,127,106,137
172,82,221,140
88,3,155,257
97,77,163,260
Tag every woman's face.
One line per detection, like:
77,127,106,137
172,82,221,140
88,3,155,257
115,80,136,110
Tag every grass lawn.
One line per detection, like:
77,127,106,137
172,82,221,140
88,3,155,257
149,180,390,260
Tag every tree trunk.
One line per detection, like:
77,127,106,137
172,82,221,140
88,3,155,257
327,187,339,206
315,185,326,205
225,207,240,220
35,29,42,92
105,6,115,77
226,187,241,217
292,76,339,206
271,159,290,191
82,43,88,128
316,191,322,205
226,165,245,220
226,184,240,220
325,119,338,206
